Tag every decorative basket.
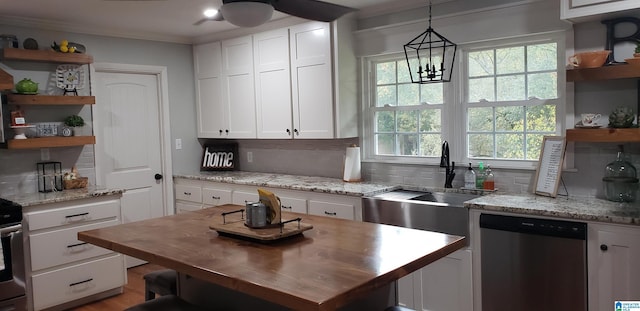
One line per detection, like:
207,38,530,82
64,177,88,190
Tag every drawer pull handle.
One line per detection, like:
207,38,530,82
69,278,93,287
324,211,337,216
282,205,292,210
65,212,89,219
600,244,608,251
184,192,191,196
212,196,221,200
67,242,89,248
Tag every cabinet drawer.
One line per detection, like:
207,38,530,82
280,196,307,214
26,198,119,231
30,220,119,271
202,187,232,207
175,184,202,203
232,191,259,205
176,202,202,214
32,254,125,311
308,200,355,220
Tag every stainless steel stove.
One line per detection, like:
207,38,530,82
0,197,26,311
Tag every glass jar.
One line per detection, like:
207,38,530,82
603,146,638,202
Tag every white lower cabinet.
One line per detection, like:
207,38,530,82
398,249,472,311
24,195,125,310
588,222,640,310
173,178,361,221
31,254,125,311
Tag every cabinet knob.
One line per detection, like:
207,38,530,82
225,129,229,134
286,129,291,134
212,196,221,200
600,244,608,251
282,205,292,210
324,211,337,216
154,173,163,180
219,129,223,134
294,129,299,136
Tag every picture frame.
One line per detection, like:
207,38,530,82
534,136,566,198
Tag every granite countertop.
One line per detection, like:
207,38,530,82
2,187,125,207
465,193,640,226
174,171,399,197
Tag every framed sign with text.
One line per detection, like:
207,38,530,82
534,136,566,198
201,143,238,171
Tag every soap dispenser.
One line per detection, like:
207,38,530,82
464,163,476,189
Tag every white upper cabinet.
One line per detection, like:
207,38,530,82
290,22,334,139
193,17,358,140
221,36,257,138
254,28,293,139
193,42,224,138
561,0,640,22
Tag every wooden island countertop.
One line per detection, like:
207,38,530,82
78,204,465,311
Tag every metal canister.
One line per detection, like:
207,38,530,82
245,201,267,227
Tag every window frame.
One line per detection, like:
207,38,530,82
361,31,567,170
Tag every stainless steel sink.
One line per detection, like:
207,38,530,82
362,190,481,238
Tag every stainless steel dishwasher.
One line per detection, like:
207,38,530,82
479,213,587,311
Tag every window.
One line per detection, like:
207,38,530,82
364,33,564,169
464,41,561,162
370,57,445,159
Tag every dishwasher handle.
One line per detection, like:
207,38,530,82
480,213,587,240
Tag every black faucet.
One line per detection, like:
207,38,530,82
440,141,455,188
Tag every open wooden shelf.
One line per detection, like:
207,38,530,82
566,63,640,82
566,128,640,142
6,136,96,149
2,47,93,64
0,69,13,90
7,94,95,105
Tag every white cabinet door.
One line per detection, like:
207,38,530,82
254,28,293,139
202,183,232,207
222,36,256,138
194,42,225,138
413,249,473,311
588,223,640,310
290,22,334,139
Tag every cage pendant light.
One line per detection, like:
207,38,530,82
403,0,457,84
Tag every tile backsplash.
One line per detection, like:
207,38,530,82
0,145,95,197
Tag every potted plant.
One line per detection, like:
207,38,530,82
635,41,640,58
64,115,85,136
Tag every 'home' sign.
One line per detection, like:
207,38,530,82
201,143,237,171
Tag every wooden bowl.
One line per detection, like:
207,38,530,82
568,50,611,68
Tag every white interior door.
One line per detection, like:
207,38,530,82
94,66,171,268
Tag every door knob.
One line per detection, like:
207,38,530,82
154,173,163,180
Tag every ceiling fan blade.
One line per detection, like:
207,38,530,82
272,0,356,22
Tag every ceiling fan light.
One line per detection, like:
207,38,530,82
220,2,274,28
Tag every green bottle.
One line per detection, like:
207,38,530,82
476,161,485,189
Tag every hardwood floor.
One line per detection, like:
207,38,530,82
69,263,166,311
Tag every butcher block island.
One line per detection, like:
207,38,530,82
78,204,465,311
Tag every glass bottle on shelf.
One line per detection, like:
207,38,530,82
483,165,495,190
602,145,638,202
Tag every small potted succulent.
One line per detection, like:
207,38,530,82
635,40,640,58
64,115,85,136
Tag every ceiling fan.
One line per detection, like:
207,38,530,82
193,0,357,27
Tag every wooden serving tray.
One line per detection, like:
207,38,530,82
209,216,313,241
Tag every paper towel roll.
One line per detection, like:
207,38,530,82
343,145,362,182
